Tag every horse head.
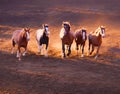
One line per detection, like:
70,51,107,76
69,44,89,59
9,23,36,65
23,28,30,41
62,21,71,33
42,24,49,36
94,26,105,38
100,26,105,38
81,28,87,41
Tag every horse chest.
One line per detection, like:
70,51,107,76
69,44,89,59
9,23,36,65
62,34,73,45
18,38,28,47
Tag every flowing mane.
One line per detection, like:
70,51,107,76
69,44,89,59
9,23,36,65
88,26,105,59
11,28,30,60
60,21,74,58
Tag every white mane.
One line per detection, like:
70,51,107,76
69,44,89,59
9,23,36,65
60,28,67,39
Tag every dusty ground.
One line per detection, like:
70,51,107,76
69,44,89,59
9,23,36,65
0,0,120,94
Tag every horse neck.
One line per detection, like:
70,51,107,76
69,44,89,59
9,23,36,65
19,31,27,41
43,30,47,37
97,33,102,42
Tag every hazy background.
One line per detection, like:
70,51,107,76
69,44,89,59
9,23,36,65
0,0,120,28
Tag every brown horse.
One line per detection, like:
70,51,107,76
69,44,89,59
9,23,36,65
88,26,105,59
75,28,87,57
60,21,75,58
11,28,30,60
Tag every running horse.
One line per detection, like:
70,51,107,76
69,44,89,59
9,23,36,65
36,24,50,57
11,28,30,60
88,26,105,59
75,28,87,57
60,21,75,58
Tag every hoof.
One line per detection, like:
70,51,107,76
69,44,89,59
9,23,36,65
16,55,19,58
45,54,48,57
11,51,14,54
18,58,21,61
22,53,26,56
94,55,98,59
81,54,84,57
67,53,70,56
62,54,66,58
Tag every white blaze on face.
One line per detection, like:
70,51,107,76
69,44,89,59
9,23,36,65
45,27,50,36
26,32,30,41
101,29,105,37
45,27,49,31
82,32,86,40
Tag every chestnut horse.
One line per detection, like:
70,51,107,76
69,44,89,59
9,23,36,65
11,28,30,60
88,26,105,59
75,28,87,57
60,21,74,58
36,24,50,57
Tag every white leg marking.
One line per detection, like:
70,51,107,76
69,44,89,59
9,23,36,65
22,50,27,56
95,55,98,59
16,51,20,58
45,49,48,57
11,48,14,54
81,54,84,57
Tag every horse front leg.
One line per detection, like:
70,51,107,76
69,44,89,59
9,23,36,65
22,47,27,56
90,45,94,55
62,43,66,58
45,43,48,57
95,46,100,59
76,43,79,56
67,45,71,56
87,40,91,56
17,47,21,61
81,44,85,57
11,40,16,54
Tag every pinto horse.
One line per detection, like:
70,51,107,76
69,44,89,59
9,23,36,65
36,24,50,57
88,26,105,59
11,28,30,60
60,21,74,58
75,28,87,57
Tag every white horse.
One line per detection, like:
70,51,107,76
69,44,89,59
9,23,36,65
36,24,50,57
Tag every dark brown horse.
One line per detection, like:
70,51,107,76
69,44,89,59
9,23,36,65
75,28,87,57
60,21,75,58
88,26,105,59
11,28,30,60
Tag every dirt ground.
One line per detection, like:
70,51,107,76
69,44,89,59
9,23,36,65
0,0,120,94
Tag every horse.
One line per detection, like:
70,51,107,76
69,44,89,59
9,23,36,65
36,24,50,57
75,28,87,57
88,26,105,59
60,21,75,58
11,28,30,60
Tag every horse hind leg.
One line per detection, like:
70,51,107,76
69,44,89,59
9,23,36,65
62,44,66,58
67,45,71,56
45,43,48,57
90,45,94,55
22,47,27,56
81,44,85,57
76,43,79,56
11,40,16,54
17,47,21,61
95,46,100,59
87,38,92,56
